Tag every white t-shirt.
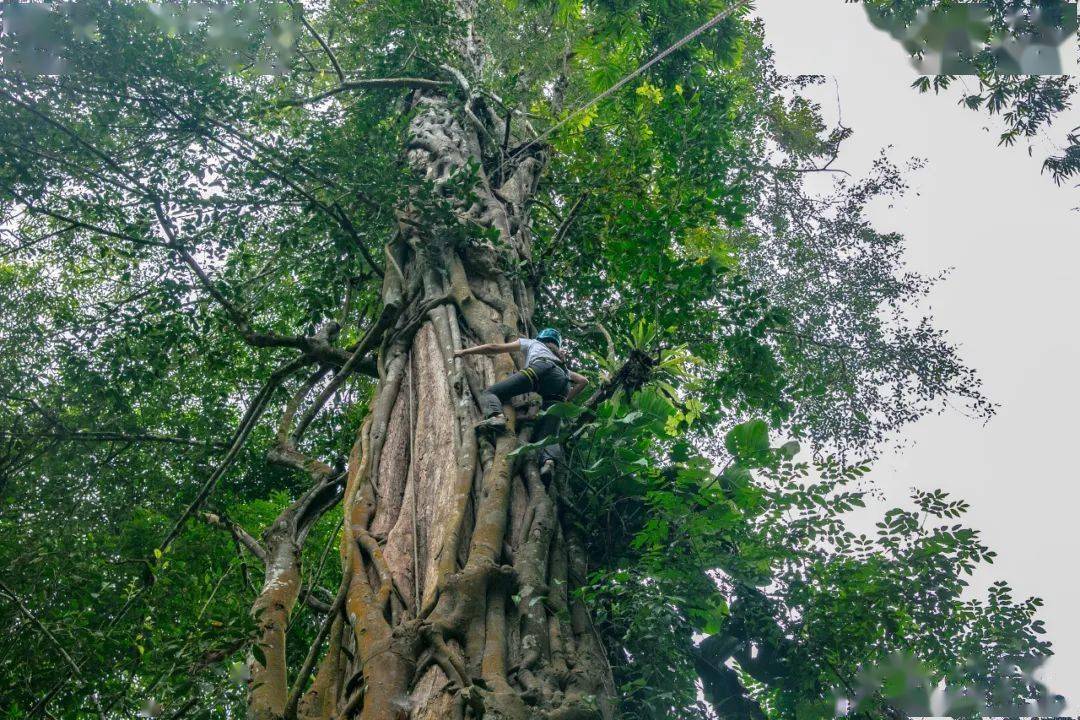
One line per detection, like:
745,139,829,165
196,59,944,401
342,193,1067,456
519,337,560,366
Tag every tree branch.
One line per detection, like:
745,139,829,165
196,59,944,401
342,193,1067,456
330,202,385,277
199,513,267,563
693,633,765,720
279,78,450,107
0,579,84,679
0,185,172,249
750,163,851,177
277,365,333,446
567,318,615,367
283,0,346,83
0,430,225,449
151,201,252,330
551,192,587,247
291,302,401,442
197,512,334,613
0,579,109,720
0,88,152,196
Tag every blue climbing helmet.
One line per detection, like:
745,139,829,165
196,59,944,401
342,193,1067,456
536,327,562,347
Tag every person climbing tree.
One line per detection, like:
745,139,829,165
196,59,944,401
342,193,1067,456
455,328,588,472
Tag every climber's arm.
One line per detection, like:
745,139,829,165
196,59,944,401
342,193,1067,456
454,340,521,358
566,370,589,402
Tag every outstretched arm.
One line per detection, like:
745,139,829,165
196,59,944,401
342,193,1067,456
454,340,521,358
566,370,589,402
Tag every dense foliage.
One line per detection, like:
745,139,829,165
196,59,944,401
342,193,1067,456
0,0,1059,718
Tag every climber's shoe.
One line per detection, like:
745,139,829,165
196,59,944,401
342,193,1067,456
476,414,508,433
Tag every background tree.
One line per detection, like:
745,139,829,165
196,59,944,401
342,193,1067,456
0,1,1056,718
857,0,1080,185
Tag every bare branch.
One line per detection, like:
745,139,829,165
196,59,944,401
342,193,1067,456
199,513,267,563
198,512,334,613
0,430,225,449
552,192,587,246
750,163,851,177
157,356,311,555
277,366,333,445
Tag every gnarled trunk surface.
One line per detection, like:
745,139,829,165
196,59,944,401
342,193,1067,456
245,83,617,720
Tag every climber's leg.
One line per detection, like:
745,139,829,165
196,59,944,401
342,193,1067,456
477,370,534,430
532,360,570,474
535,411,564,475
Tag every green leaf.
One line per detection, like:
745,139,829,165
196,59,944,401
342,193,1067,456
724,419,770,461
541,402,585,419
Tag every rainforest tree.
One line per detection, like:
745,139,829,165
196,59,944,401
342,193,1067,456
0,0,1059,718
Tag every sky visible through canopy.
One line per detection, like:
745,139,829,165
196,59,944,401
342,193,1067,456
754,0,1080,706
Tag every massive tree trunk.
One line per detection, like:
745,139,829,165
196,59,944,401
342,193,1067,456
287,84,616,719
237,6,618,709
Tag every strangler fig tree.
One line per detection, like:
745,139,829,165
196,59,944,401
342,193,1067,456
1,0,1053,719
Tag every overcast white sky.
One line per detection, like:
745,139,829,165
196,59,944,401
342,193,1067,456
753,0,1080,708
